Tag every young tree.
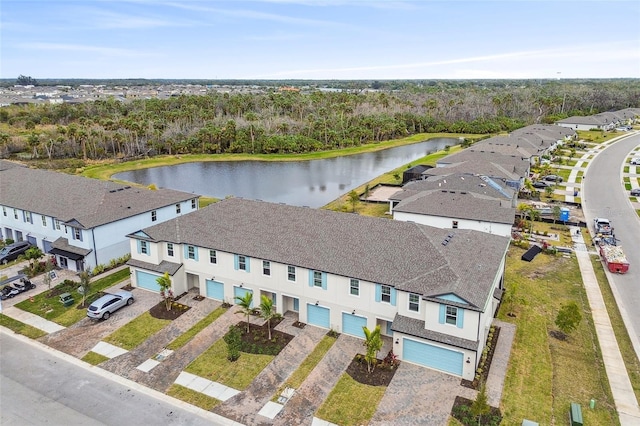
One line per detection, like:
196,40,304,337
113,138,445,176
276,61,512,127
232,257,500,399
544,184,554,200
156,272,173,311
78,270,91,307
555,301,582,336
362,325,383,373
552,205,562,224
471,380,491,425
259,295,275,340
223,325,241,361
235,291,253,333
23,246,44,274
348,190,359,212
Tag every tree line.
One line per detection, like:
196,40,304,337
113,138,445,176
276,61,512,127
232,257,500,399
0,79,638,162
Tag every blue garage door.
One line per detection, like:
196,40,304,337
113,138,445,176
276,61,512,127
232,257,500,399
342,312,367,338
307,304,330,329
403,338,464,376
136,271,161,292
234,287,254,308
206,280,224,301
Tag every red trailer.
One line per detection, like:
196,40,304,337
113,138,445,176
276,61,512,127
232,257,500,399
599,244,629,274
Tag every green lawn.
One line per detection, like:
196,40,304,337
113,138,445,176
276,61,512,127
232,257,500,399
15,268,130,326
166,306,228,350
167,384,221,410
81,351,110,365
0,313,47,339
185,338,273,390
498,247,618,425
315,373,386,426
103,311,170,350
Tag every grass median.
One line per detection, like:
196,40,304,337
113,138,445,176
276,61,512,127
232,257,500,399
103,311,170,350
0,313,47,339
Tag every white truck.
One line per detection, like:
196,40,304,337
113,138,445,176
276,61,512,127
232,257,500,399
594,217,613,236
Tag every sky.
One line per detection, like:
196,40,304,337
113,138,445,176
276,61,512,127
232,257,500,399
1,0,639,80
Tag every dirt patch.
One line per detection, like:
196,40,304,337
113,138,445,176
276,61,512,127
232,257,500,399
121,284,134,291
292,321,306,329
149,300,191,320
233,320,293,355
346,351,400,387
549,330,567,341
192,295,205,301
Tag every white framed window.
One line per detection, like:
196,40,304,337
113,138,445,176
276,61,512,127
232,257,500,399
381,285,391,303
446,306,457,325
73,228,82,240
187,245,196,260
2,207,6,217
54,219,61,230
210,250,217,264
151,210,157,222
191,199,196,209
263,260,271,276
409,294,420,312
287,265,296,282
41,215,47,227
24,211,32,223
238,255,247,271
140,240,148,255
313,271,322,287
350,279,359,296
176,204,181,214
167,243,174,256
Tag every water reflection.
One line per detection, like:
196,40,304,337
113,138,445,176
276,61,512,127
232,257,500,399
114,138,456,208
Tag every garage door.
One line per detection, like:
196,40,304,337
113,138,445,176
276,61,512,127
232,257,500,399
342,312,367,338
307,304,330,329
206,280,224,301
136,270,161,292
234,286,254,308
403,338,464,376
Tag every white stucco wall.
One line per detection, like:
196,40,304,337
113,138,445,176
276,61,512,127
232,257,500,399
393,211,512,237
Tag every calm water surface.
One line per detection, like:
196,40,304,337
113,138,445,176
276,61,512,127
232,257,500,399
114,138,457,208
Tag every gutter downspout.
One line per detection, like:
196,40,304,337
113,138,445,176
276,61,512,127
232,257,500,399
91,228,98,270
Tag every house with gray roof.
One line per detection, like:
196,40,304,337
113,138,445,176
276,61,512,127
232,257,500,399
556,115,616,131
0,160,198,272
126,197,510,380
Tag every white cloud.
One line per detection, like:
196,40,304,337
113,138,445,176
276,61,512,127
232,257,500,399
18,42,151,58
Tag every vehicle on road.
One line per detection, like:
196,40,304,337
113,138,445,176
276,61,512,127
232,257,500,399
631,158,640,166
532,181,553,189
543,175,563,182
0,241,32,264
599,244,629,274
631,188,640,196
594,217,613,235
87,290,134,320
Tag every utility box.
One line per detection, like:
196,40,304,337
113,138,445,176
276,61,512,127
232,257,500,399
59,292,74,307
570,402,583,426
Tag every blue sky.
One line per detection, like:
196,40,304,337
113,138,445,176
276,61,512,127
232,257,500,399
2,0,639,80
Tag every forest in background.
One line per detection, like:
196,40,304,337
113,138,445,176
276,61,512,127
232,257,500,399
1,79,638,165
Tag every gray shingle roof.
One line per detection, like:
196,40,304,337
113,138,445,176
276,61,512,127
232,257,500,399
423,161,522,182
394,174,514,200
391,314,478,351
393,189,516,225
140,198,510,310
126,258,182,276
0,160,196,229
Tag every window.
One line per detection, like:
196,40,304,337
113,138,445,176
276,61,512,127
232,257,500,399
209,250,217,264
350,279,359,296
41,215,47,227
14,209,18,219
2,207,6,217
238,255,247,271
287,265,296,282
167,243,174,256
187,245,196,260
24,211,32,223
54,219,61,230
151,210,157,222
73,228,82,241
175,204,181,214
140,241,148,255
191,199,197,209
446,306,457,325
313,271,322,287
381,285,391,303
452,221,459,229
263,260,271,276
409,294,420,312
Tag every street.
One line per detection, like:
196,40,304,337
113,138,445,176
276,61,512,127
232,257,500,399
0,330,238,426
582,132,640,349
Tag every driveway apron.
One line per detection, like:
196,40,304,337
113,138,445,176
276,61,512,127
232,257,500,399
99,296,220,380
213,313,327,425
273,334,362,426
38,286,159,358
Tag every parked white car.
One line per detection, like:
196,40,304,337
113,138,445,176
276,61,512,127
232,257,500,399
87,290,134,320
630,158,640,165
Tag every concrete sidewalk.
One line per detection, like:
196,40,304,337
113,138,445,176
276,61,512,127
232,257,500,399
1,306,65,333
571,227,640,425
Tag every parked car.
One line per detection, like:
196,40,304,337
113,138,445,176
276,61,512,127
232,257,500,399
543,175,563,182
87,290,134,320
532,181,552,189
0,241,32,264
631,188,640,196
630,158,640,165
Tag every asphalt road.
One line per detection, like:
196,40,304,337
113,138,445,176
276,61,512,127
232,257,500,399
582,131,640,348
0,331,239,426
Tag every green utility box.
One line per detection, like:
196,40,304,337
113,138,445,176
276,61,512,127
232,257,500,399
59,292,74,307
570,402,583,426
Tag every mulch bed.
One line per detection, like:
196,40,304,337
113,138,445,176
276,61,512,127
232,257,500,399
346,352,400,387
292,321,306,329
462,326,500,390
192,295,205,301
451,395,502,426
120,284,134,291
149,300,191,320
232,320,293,356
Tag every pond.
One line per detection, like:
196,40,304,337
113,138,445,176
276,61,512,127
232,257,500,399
114,138,458,208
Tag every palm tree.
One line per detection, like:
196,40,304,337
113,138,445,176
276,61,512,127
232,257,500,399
259,295,275,340
362,325,383,373
235,291,253,333
156,272,173,311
